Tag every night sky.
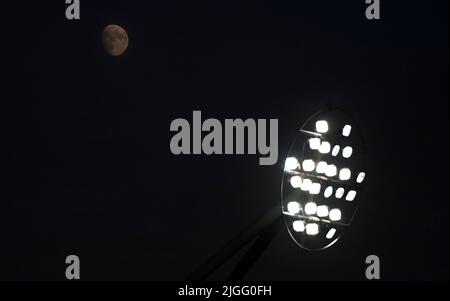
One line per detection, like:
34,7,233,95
1,1,448,280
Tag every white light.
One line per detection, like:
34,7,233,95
339,168,351,181
316,161,327,174
310,182,321,195
342,125,352,137
302,159,316,172
326,228,337,239
301,178,312,191
290,176,302,188
319,141,331,154
315,120,328,133
304,202,317,215
331,145,340,157
346,190,357,201
329,208,342,221
293,220,305,232
357,172,366,183
306,223,319,235
325,164,337,177
317,205,329,217
335,187,345,199
309,138,321,150
324,186,333,198
342,146,353,158
287,202,301,214
284,157,299,171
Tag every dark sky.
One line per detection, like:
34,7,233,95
1,1,448,280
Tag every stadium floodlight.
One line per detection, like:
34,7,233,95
189,107,367,281
281,107,367,251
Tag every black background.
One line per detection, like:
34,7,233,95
1,0,448,280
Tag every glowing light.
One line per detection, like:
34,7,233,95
290,176,302,188
316,161,327,174
342,146,353,158
357,172,366,183
287,202,301,214
346,190,357,201
342,125,352,137
302,159,315,172
293,220,305,232
332,145,340,157
305,223,319,235
309,138,321,150
317,205,329,217
310,183,321,195
335,187,345,199
326,228,337,239
284,157,299,171
325,164,337,177
319,141,331,154
339,168,351,181
329,209,342,221
301,179,312,191
304,202,317,215
324,186,333,198
315,120,328,133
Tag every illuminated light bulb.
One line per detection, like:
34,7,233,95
329,209,342,221
324,186,333,198
326,228,337,239
319,141,331,154
310,183,321,195
332,145,340,157
302,159,316,172
342,125,352,137
316,161,327,174
316,205,329,217
309,138,321,150
342,146,353,158
357,172,366,183
284,157,299,171
301,179,312,191
339,168,351,181
293,220,305,232
305,223,319,235
325,164,337,177
287,202,301,214
290,176,302,188
346,190,357,201
335,187,345,199
304,202,317,215
315,120,328,133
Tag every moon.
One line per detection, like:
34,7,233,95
102,25,129,56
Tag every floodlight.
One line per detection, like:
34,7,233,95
287,202,301,214
284,157,299,171
315,120,328,133
342,146,353,158
281,106,367,251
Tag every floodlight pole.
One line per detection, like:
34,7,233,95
187,206,283,281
